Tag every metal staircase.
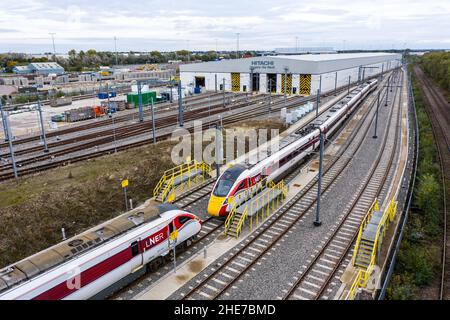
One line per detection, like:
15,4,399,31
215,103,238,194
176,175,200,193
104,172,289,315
224,180,287,238
153,160,211,203
344,198,398,300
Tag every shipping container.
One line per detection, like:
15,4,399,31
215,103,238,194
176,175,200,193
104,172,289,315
97,92,117,100
64,107,95,122
126,91,157,107
50,97,72,107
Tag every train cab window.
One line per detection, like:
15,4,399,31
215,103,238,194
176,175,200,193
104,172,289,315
131,241,139,257
169,221,174,234
178,216,193,225
213,164,247,197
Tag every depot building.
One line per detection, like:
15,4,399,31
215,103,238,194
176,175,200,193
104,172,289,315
180,53,402,96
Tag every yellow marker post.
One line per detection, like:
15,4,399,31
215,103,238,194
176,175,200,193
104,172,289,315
122,179,129,211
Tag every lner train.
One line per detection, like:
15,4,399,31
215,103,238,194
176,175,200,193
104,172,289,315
0,201,201,300
208,80,378,217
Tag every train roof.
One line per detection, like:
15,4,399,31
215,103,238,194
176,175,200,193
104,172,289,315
0,199,175,294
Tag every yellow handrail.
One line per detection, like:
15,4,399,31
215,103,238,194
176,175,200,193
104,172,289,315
224,204,237,234
153,160,212,200
235,206,249,237
345,197,398,300
352,198,379,265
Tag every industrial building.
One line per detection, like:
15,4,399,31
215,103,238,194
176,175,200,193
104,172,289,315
12,62,65,75
180,52,402,96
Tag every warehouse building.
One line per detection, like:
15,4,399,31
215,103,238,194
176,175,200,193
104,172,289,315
180,53,401,96
12,62,65,75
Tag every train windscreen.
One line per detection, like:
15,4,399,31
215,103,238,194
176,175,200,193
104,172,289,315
213,165,246,197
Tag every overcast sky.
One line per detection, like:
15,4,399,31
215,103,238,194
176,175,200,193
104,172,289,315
0,0,449,53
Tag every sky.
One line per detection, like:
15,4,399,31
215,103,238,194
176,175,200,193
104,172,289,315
0,0,449,53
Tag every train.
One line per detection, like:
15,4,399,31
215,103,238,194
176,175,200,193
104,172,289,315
208,79,379,217
0,201,202,300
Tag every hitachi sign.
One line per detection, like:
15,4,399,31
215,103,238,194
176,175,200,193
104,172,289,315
251,61,274,66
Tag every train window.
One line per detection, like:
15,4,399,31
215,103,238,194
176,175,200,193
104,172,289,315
169,221,174,234
178,216,193,225
236,180,246,192
131,241,139,257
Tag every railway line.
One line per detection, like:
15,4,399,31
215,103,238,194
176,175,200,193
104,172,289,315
169,71,400,300
0,87,347,181
283,70,404,300
110,78,391,300
413,66,450,300
0,91,235,148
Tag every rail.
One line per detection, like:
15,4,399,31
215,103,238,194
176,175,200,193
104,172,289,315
378,67,419,299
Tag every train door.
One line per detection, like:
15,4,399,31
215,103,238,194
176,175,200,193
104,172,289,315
130,239,143,273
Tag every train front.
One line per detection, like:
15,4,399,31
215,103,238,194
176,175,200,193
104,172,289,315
208,164,247,217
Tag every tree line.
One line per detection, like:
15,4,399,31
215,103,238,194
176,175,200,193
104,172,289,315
1,50,257,73
420,51,450,91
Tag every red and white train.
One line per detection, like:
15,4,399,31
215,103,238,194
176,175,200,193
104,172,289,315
208,80,378,217
0,202,202,300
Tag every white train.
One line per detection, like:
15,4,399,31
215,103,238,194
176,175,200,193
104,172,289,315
0,201,202,300
208,80,378,217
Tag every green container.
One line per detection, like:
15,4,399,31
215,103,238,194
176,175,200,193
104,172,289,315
127,91,157,107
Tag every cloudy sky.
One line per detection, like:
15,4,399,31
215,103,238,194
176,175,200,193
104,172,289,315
0,0,449,53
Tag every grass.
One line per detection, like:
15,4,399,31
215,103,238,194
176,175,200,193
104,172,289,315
0,119,283,268
386,66,445,300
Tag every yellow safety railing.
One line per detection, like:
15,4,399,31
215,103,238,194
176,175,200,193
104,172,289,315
224,205,237,233
235,207,249,238
153,160,212,203
352,198,380,265
247,180,288,233
345,197,398,300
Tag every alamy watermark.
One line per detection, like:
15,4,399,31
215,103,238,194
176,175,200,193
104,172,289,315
170,120,281,168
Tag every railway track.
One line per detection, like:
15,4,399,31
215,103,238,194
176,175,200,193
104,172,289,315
0,88,346,181
283,70,404,300
413,66,450,300
176,72,398,300
0,92,236,149
109,81,383,300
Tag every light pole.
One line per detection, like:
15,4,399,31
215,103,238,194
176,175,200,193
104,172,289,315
236,33,240,59
0,99,9,141
267,78,274,116
150,97,156,144
284,67,289,107
385,77,390,106
318,75,322,103
334,72,338,96
114,36,119,66
373,92,380,139
348,76,351,95
222,78,226,108
314,131,324,227
5,111,18,179
109,112,118,154
37,100,49,153
49,33,56,61
178,81,184,127
137,81,144,122
316,89,320,118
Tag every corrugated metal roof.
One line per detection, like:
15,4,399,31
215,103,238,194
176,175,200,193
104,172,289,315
29,62,64,70
180,52,402,75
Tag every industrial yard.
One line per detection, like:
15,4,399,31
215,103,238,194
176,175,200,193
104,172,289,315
0,1,448,316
